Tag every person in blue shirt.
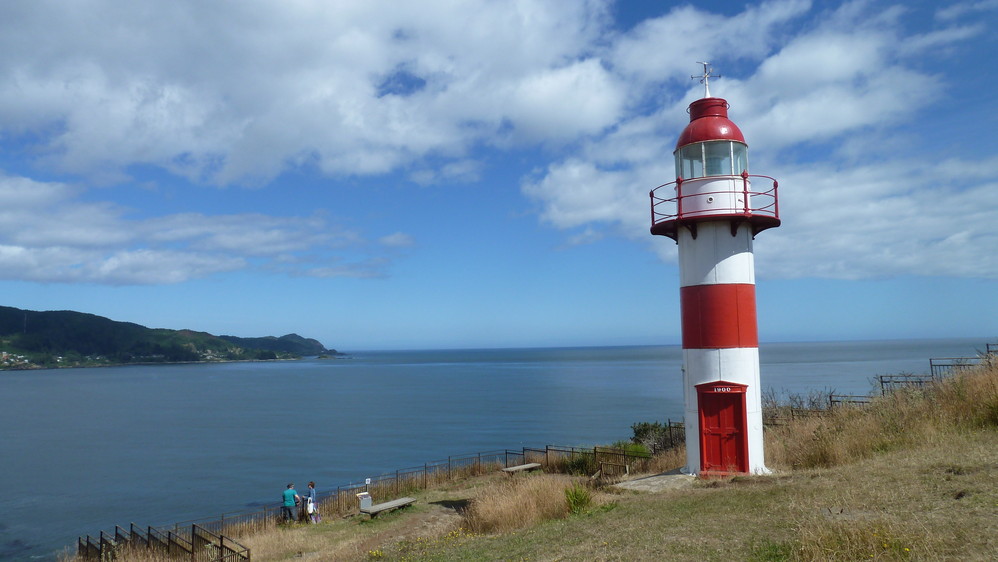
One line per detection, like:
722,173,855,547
281,483,300,523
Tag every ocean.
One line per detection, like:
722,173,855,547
0,337,988,560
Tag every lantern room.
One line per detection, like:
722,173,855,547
650,97,780,241
675,140,748,180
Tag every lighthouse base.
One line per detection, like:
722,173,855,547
681,347,768,475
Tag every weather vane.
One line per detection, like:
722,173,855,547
692,61,720,98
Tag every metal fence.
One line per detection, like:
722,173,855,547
764,405,832,426
317,448,536,515
929,357,982,378
528,445,653,478
877,373,936,395
828,394,871,407
78,523,249,561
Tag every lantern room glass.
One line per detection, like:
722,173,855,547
704,142,732,176
674,141,748,179
733,143,748,175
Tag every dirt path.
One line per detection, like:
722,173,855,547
347,496,470,558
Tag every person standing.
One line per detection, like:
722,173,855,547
306,481,319,523
281,483,300,523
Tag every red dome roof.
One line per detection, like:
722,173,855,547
675,97,745,149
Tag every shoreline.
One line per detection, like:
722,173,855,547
0,355,348,373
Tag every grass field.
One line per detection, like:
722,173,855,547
96,361,998,561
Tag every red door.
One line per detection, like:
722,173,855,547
697,382,748,474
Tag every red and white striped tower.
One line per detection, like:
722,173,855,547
650,64,780,475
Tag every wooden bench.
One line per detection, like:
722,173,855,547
501,462,542,475
359,497,417,518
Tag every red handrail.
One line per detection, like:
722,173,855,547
650,173,779,226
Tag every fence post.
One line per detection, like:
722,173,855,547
448,456,452,479
423,463,428,489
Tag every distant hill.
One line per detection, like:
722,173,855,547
219,333,330,356
0,305,335,369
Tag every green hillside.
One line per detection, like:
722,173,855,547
0,306,334,369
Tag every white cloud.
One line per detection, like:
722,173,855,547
91,250,246,285
522,157,667,238
0,245,244,285
758,156,998,279
935,0,998,21
410,159,483,185
505,59,625,141
0,175,134,247
0,173,401,284
608,0,811,88
0,0,618,185
379,232,415,248
897,24,986,55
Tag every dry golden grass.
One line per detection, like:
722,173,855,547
462,474,576,533
783,427,997,561
463,472,624,535
767,363,998,470
646,443,685,473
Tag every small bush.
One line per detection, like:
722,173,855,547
610,441,650,457
563,453,597,475
630,421,685,452
564,483,592,514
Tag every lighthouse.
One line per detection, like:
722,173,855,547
650,64,780,475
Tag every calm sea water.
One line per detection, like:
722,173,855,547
0,338,987,560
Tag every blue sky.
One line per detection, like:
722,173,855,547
0,0,996,351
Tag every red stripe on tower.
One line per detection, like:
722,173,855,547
680,284,758,349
